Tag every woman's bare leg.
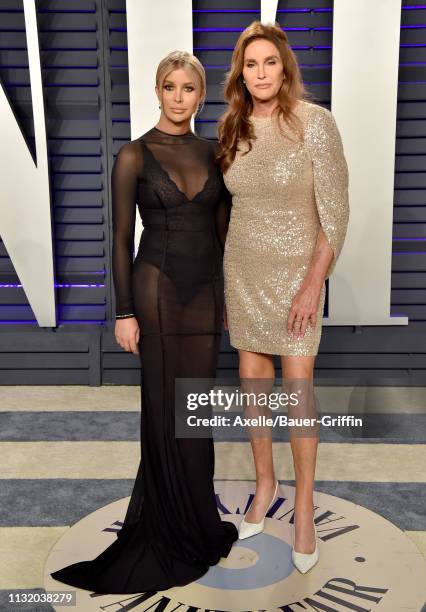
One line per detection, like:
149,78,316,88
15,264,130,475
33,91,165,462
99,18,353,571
239,349,277,523
282,354,317,553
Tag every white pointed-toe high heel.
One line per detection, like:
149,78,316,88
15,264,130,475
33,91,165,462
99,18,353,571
292,515,319,574
238,480,279,540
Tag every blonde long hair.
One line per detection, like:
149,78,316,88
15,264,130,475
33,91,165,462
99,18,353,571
217,21,312,172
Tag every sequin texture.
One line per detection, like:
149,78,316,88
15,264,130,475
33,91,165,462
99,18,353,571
223,100,349,356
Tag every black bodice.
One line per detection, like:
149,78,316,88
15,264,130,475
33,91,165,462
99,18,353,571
111,127,231,318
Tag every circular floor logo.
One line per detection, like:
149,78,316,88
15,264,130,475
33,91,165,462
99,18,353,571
45,482,426,611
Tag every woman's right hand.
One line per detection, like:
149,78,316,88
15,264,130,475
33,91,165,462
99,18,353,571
115,317,140,355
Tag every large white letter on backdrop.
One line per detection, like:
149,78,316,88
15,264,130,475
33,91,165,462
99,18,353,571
0,0,55,326
329,0,406,325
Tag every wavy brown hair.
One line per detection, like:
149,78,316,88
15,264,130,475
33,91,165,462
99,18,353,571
217,21,312,172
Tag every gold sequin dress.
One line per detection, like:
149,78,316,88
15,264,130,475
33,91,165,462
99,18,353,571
223,100,349,356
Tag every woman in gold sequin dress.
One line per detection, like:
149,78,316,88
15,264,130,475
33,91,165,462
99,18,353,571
218,22,349,573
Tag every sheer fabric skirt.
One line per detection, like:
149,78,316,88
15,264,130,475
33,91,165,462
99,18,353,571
51,245,238,594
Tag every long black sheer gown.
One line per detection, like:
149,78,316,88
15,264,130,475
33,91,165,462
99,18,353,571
51,126,238,593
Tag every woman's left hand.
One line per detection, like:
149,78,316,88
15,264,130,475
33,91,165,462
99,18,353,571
287,281,322,340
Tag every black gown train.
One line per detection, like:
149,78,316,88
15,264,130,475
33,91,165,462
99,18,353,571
51,126,238,593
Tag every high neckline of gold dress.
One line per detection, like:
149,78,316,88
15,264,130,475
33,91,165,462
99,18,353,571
249,100,307,124
250,114,273,121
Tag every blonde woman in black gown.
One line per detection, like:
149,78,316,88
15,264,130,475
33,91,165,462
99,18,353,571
51,51,238,594
218,22,349,573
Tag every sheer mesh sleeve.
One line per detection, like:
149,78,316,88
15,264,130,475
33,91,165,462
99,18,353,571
111,141,141,319
305,105,350,279
214,174,232,254
212,142,232,254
